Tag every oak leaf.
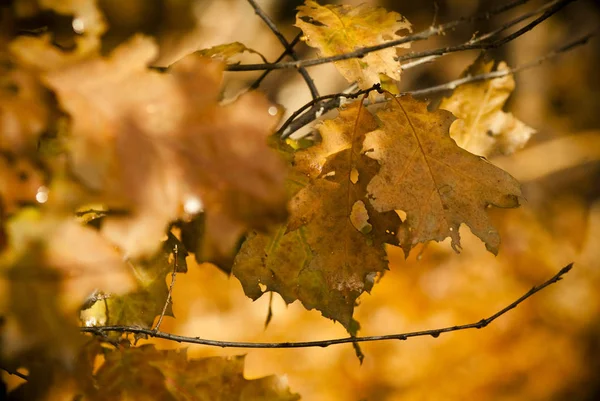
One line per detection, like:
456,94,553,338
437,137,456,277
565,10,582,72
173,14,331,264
439,56,536,157
95,345,300,401
364,95,521,255
296,0,411,90
234,102,400,334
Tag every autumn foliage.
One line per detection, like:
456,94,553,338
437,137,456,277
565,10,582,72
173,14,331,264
1,0,599,400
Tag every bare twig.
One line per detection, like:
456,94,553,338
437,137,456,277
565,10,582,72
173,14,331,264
279,84,382,138
226,0,533,72
279,32,593,138
396,0,576,65
153,244,179,332
408,31,595,97
1,366,28,381
247,0,319,99
82,264,573,349
249,33,302,90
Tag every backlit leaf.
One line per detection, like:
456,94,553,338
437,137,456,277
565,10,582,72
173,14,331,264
197,42,267,63
296,0,411,90
439,56,536,157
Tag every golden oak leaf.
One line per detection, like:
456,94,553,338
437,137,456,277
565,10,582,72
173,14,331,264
439,56,536,157
95,345,300,401
234,102,400,334
43,35,287,264
364,95,521,255
296,0,411,90
197,42,267,64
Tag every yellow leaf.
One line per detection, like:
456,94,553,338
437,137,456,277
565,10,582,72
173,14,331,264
439,56,536,157
197,42,267,63
296,0,411,90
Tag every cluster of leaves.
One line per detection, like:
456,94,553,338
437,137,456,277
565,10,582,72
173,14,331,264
0,0,536,399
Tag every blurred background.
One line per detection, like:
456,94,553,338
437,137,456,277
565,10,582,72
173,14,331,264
3,0,600,399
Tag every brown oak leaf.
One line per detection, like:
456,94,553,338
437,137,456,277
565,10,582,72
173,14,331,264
234,102,400,334
364,95,522,255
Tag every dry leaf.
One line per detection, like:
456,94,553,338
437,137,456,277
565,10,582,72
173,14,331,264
364,95,521,255
197,41,267,63
234,102,399,334
439,56,536,157
95,345,300,401
43,35,287,263
296,0,411,90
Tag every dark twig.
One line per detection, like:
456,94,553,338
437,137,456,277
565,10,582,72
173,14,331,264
82,264,573,349
153,244,179,332
396,0,576,65
249,33,302,90
279,31,592,138
226,0,532,72
247,0,319,99
408,31,595,97
1,366,28,381
278,84,382,138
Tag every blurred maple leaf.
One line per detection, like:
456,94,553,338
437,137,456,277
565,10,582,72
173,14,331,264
439,55,536,157
82,233,188,328
0,211,133,378
41,35,287,264
296,0,411,91
95,345,300,401
0,61,50,154
364,95,521,255
9,0,106,71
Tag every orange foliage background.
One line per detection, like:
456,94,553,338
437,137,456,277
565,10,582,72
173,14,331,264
3,0,600,400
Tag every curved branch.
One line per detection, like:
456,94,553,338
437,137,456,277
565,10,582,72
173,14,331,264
82,264,573,349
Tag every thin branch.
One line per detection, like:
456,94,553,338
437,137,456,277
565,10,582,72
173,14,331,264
226,0,532,72
249,33,302,90
247,0,320,99
279,31,593,138
396,0,576,65
279,84,382,138
1,366,28,381
82,264,573,349
153,244,179,332
408,31,595,97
